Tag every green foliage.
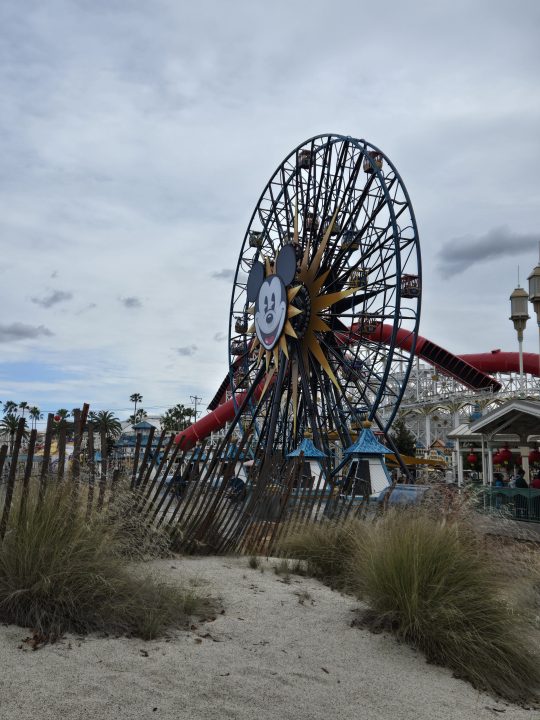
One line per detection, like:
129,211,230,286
28,406,42,429
89,410,122,456
279,521,365,589
160,404,195,432
128,408,148,425
0,484,213,640
279,513,540,703
129,394,143,423
0,414,29,451
390,417,416,457
2,400,18,416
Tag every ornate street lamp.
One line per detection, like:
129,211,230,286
527,250,540,382
510,285,529,394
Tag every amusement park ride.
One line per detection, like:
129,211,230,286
156,133,540,552
175,134,420,483
175,134,540,469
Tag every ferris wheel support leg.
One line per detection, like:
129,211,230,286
212,364,267,467
264,352,287,461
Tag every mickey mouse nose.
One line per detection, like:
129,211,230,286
266,312,273,324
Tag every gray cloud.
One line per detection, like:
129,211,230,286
120,296,142,309
31,289,73,308
176,344,197,356
213,331,226,342
437,227,540,277
211,268,235,281
0,322,53,343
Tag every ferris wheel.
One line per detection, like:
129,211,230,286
228,134,421,458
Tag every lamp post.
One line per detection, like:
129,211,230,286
528,254,540,384
510,285,529,394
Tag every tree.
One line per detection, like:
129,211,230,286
89,410,122,457
18,401,28,418
128,408,147,425
390,417,416,457
29,406,43,430
130,393,143,421
3,400,18,417
53,409,71,431
160,403,195,432
0,414,29,455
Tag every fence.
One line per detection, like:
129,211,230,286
0,409,371,555
480,487,540,523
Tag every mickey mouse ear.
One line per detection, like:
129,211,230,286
275,244,297,286
246,261,265,302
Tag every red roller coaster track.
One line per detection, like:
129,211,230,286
175,326,540,449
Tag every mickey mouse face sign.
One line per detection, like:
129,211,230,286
247,244,297,351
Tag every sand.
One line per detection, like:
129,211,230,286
0,556,536,720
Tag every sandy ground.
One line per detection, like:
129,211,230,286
0,556,537,720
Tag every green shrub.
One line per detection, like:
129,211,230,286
0,484,212,640
353,512,539,702
279,512,540,703
278,520,365,589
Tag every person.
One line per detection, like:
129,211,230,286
531,472,540,520
512,467,528,519
514,467,528,489
494,472,505,510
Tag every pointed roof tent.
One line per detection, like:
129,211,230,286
287,437,327,459
345,424,389,456
132,421,155,430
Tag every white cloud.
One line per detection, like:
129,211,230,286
0,0,539,414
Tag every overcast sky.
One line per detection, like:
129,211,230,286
1,0,539,422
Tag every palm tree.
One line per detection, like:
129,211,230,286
0,414,29,455
18,401,28,418
3,400,18,417
160,403,195,432
53,409,71,431
89,410,123,457
130,393,143,421
128,408,147,425
29,406,43,430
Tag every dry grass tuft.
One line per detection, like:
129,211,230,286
0,483,214,641
279,511,540,704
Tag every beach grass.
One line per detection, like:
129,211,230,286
279,511,540,703
0,483,213,640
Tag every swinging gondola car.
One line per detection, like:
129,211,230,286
322,218,341,236
360,313,378,334
347,269,368,290
363,150,384,173
230,339,245,355
401,274,420,298
234,315,248,334
341,229,359,251
297,149,312,169
249,230,263,248
305,212,319,232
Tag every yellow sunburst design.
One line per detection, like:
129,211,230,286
248,201,357,411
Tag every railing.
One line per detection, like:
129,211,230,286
479,487,540,523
